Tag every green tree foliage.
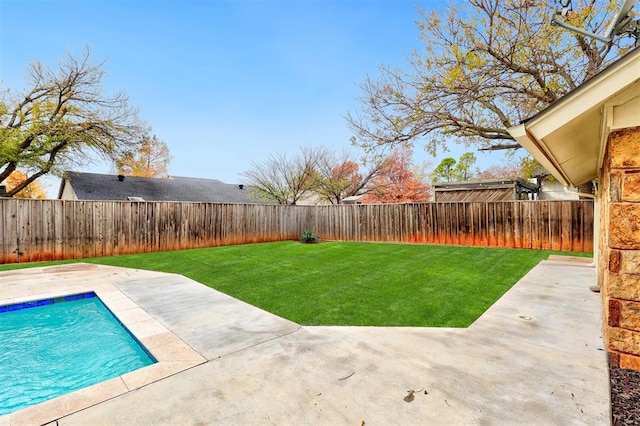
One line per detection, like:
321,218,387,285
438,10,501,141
455,152,477,181
519,156,543,179
432,152,478,182
347,0,630,157
115,134,172,178
0,48,146,196
433,157,458,182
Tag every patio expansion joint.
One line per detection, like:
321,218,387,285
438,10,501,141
208,324,304,362
126,360,207,392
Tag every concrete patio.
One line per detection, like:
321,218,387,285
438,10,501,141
1,256,609,425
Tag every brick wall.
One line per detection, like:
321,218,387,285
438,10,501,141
603,126,640,370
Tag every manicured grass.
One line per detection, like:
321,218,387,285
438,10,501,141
0,241,591,327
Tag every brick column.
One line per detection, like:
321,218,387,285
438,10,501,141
603,127,640,370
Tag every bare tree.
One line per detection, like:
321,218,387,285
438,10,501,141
241,146,321,205
0,47,146,196
477,155,544,179
347,0,631,157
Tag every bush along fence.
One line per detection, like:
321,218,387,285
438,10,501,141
0,199,594,264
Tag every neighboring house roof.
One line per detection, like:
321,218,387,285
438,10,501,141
433,178,538,202
342,194,365,204
507,47,640,188
58,171,263,204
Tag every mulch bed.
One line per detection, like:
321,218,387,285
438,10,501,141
610,366,640,425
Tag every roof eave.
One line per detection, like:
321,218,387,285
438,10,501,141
507,47,640,188
508,124,572,187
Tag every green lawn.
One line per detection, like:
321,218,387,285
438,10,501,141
0,241,591,327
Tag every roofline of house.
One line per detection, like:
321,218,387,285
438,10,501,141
507,47,640,188
433,178,538,192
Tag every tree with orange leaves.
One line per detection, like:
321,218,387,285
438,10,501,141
115,134,171,178
2,170,47,198
314,149,386,204
364,146,431,204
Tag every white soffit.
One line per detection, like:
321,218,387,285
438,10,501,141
508,48,640,188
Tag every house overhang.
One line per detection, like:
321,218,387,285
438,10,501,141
507,48,640,188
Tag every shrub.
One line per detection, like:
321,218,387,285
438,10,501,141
300,230,320,244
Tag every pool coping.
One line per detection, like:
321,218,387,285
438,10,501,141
0,263,207,426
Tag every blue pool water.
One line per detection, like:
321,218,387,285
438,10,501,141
0,292,156,416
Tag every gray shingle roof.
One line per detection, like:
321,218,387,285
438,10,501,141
59,171,263,204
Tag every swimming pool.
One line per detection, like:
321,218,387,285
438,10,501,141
0,292,157,416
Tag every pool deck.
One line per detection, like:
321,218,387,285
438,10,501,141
0,257,609,425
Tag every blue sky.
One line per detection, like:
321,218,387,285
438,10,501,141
1,0,509,195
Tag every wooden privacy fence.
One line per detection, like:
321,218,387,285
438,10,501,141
0,199,594,264
311,201,594,251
